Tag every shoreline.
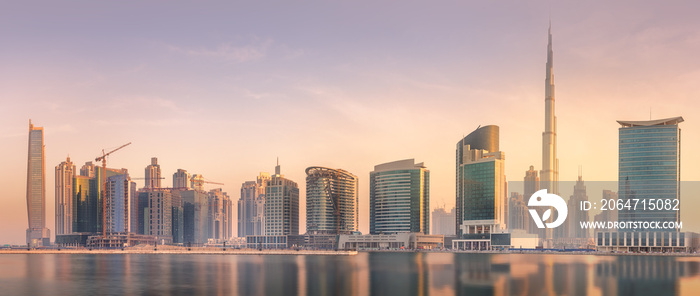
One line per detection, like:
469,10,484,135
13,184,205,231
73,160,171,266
0,249,358,256
1,248,699,257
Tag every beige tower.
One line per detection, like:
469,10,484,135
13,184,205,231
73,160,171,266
541,24,559,244
26,120,50,246
541,24,559,195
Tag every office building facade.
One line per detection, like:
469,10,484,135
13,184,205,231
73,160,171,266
370,159,430,234
617,117,683,228
456,126,506,236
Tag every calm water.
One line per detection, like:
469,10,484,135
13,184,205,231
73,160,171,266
0,252,699,295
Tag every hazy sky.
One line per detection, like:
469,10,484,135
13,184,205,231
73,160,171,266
2,1,700,244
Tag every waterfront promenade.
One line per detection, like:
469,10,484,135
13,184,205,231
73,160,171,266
0,246,358,256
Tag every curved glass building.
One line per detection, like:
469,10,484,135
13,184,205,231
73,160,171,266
306,167,359,234
455,125,504,235
369,159,430,234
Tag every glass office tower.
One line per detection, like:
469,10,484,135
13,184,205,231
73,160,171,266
369,159,430,234
617,117,683,228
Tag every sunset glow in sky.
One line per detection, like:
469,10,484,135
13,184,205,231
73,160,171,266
2,1,700,243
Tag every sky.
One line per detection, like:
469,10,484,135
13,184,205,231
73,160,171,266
1,1,700,244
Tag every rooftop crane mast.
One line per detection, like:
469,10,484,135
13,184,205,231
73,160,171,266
95,142,131,238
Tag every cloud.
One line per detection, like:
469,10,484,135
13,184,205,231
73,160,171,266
168,38,274,63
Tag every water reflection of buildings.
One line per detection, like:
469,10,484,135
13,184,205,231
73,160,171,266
451,254,596,296
595,256,700,296
369,252,429,296
6,253,700,295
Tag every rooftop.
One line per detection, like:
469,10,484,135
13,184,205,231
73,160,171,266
617,116,684,127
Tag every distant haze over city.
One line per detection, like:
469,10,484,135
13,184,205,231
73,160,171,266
2,1,700,244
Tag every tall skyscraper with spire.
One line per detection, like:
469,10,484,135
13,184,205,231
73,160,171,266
541,24,559,196
26,120,50,246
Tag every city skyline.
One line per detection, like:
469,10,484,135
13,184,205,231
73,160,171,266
2,1,700,243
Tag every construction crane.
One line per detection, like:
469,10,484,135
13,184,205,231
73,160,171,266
95,142,131,238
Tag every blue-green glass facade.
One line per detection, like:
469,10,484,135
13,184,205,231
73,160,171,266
459,162,497,221
369,163,429,235
618,123,681,228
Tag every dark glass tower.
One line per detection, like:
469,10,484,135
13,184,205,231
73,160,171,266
617,117,683,229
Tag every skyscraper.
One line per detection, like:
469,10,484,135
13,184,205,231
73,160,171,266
617,117,683,228
105,171,133,233
173,169,191,189
567,172,589,239
181,189,209,244
264,162,299,236
456,125,504,235
305,167,359,235
370,159,430,234
26,120,50,246
208,188,232,240
431,207,456,236
55,156,76,236
145,157,161,189
524,165,542,236
508,192,529,232
541,24,559,196
524,165,540,199
145,190,173,243
238,173,270,237
456,128,507,235
72,166,121,234
80,161,95,178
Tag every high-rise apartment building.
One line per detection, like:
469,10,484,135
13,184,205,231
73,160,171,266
105,171,134,233
617,117,683,228
26,120,50,246
264,162,299,236
208,188,232,240
173,169,191,189
55,156,76,236
238,173,270,237
181,189,210,244
145,190,173,243
595,190,618,223
432,207,456,236
524,165,540,199
306,167,359,235
80,161,95,178
370,159,430,234
508,192,529,232
145,157,162,189
567,173,589,239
